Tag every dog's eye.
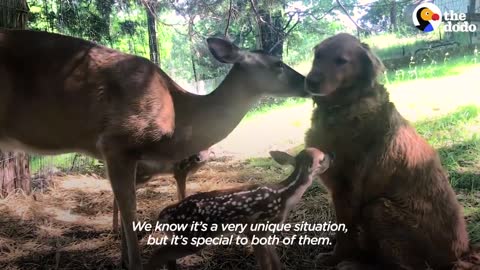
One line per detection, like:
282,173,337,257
335,57,348,65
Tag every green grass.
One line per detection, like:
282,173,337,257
247,56,478,122
384,55,479,84
460,193,480,243
245,98,309,120
364,33,438,59
29,154,99,174
362,32,474,60
415,105,480,191
29,154,76,173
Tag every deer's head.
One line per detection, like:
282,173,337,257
270,148,333,175
207,37,308,98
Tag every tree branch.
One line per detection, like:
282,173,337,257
249,0,271,24
224,0,233,36
336,0,366,31
268,17,300,54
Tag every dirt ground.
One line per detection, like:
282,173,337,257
0,156,335,270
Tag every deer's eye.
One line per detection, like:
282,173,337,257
335,57,348,66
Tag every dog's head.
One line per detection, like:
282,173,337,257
305,33,384,97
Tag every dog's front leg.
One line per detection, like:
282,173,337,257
318,189,361,266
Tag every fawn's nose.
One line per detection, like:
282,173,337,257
320,152,334,166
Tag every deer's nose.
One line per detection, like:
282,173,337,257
305,75,324,91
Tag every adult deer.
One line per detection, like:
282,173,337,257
0,30,307,269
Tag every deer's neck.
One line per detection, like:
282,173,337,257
170,66,261,156
276,167,313,210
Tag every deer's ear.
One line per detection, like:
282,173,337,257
207,37,243,63
269,151,295,166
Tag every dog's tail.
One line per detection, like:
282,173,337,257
454,245,480,270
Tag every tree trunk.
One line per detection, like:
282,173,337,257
0,0,31,196
250,0,263,49
145,3,159,66
258,9,284,58
0,152,30,196
390,0,397,32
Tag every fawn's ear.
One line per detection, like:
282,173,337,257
270,151,295,166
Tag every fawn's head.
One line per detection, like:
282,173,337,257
270,148,333,176
305,33,384,98
207,37,308,97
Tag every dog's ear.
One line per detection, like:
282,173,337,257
360,42,385,84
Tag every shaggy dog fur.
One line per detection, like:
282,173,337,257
304,33,477,270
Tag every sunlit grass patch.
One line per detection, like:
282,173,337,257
409,105,479,190
458,193,480,243
245,98,309,120
384,56,479,84
29,154,76,173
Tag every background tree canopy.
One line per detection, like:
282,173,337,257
26,0,477,91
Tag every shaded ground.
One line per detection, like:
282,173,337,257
0,157,336,270
1,158,479,270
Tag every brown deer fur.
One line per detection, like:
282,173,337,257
304,33,474,270
0,30,307,269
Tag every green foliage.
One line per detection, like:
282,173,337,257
415,105,480,191
24,0,480,90
384,53,479,84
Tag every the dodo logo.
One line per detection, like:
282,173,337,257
412,3,442,32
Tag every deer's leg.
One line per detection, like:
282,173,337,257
173,171,188,200
113,198,119,233
253,245,276,270
173,151,210,201
104,154,142,270
120,218,129,267
145,243,203,270
266,245,282,270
